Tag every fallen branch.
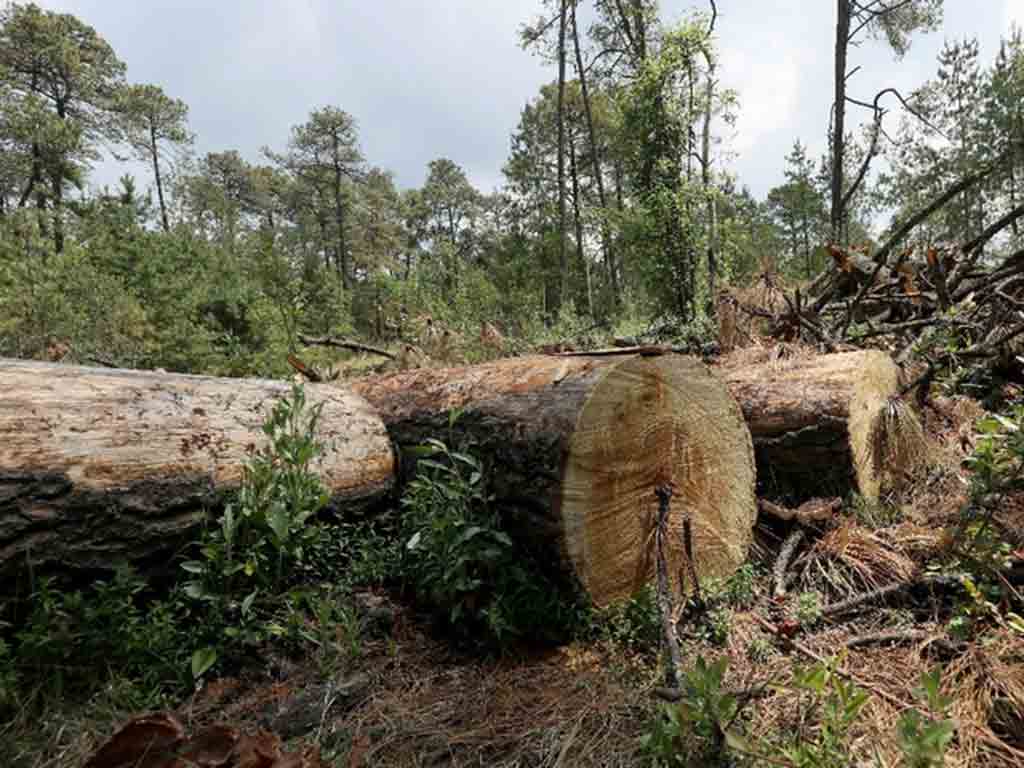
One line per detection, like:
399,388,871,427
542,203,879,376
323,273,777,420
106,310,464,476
551,345,671,357
773,529,805,599
751,613,912,710
759,498,842,525
821,580,912,617
298,334,396,360
843,629,964,655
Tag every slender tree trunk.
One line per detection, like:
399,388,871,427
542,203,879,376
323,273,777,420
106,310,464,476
701,63,716,317
614,162,626,291
150,126,170,232
569,132,592,317
332,138,351,289
50,172,64,254
831,0,850,243
556,0,569,315
571,0,617,309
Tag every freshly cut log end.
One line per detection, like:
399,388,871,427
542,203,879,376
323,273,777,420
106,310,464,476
353,353,757,608
718,349,904,501
0,360,395,575
561,356,757,605
848,351,905,500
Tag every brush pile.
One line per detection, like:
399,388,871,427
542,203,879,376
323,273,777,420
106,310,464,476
725,235,1024,396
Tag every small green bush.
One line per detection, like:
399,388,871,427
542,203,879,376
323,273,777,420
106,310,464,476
398,429,574,649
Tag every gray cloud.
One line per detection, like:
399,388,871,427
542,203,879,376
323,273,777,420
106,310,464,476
31,1,1020,200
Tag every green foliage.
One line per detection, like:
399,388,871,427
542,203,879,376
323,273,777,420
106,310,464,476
936,407,1024,638
640,656,739,766
796,591,824,628
183,383,330,603
597,584,662,652
897,668,955,768
1,383,365,713
746,633,776,664
705,563,758,608
777,657,870,768
398,426,575,650
9,568,196,701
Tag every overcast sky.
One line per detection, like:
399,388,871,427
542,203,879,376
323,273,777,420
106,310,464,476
28,1,1024,200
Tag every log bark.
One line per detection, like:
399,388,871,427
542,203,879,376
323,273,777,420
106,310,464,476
716,349,903,501
350,353,757,608
0,360,394,576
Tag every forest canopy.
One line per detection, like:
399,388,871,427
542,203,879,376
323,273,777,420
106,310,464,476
0,0,1022,377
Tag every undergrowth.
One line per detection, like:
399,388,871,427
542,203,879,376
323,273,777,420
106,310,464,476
0,384,370,757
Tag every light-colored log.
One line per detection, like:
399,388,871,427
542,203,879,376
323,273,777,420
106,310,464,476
0,360,394,573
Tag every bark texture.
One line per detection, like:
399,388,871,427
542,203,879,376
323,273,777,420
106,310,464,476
717,349,902,500
351,353,757,607
0,360,394,575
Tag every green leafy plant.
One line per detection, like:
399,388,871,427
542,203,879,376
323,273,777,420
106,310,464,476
746,633,775,663
599,584,662,652
183,383,330,603
777,656,869,768
398,427,570,649
704,563,758,608
897,668,955,768
703,606,733,647
640,656,739,766
796,591,823,628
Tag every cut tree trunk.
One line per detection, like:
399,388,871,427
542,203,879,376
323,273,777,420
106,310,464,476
0,360,394,576
350,353,757,608
716,349,903,501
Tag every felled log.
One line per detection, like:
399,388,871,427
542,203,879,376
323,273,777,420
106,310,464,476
0,360,394,575
350,353,757,607
717,349,903,501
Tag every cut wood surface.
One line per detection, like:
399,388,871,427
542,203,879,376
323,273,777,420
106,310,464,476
351,353,757,607
716,349,902,499
0,359,394,574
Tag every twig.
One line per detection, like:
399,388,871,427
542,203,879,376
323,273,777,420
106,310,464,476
822,580,912,617
287,354,323,382
843,629,963,655
551,345,671,357
298,334,396,360
837,165,1002,336
751,614,913,710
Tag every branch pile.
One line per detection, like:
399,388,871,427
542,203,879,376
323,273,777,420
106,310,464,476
740,234,1024,393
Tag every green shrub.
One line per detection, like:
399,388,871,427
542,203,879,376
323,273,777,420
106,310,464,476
182,383,330,601
796,591,823,628
897,668,955,768
398,430,573,649
598,585,662,652
777,657,869,768
640,656,739,766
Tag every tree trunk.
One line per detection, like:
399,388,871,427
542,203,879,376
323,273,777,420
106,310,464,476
571,0,617,308
831,0,850,243
556,0,569,315
702,61,716,317
716,349,902,501
569,132,592,317
0,360,394,577
333,137,351,289
151,125,170,232
351,353,757,607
